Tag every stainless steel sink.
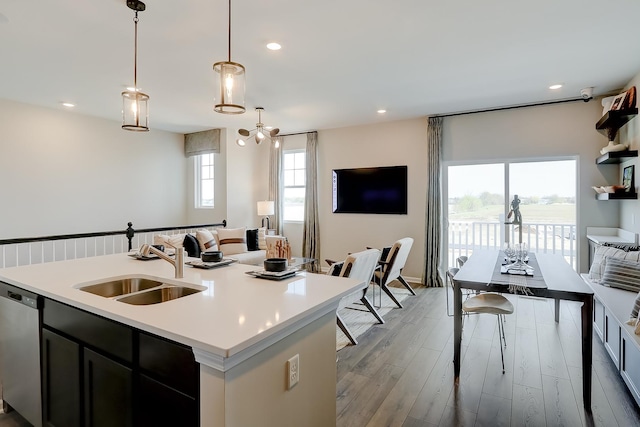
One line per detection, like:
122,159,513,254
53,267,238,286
116,286,202,305
79,277,164,297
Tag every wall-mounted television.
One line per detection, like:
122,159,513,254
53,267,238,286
332,165,408,214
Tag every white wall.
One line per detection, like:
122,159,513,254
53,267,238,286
0,99,187,239
224,129,270,229
318,118,428,280
442,100,616,272
617,71,640,234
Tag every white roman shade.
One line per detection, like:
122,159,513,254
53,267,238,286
184,129,221,157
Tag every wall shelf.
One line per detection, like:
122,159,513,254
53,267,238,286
595,150,638,164
596,192,638,200
595,108,638,140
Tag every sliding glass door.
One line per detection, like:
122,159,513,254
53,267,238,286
445,158,577,269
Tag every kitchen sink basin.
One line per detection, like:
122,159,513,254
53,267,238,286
79,277,164,297
116,286,202,305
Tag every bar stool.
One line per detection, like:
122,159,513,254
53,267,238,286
462,293,514,373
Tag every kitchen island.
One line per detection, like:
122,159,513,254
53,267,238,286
0,253,364,427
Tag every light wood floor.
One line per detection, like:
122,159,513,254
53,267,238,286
336,285,640,427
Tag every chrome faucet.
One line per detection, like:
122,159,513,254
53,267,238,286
140,244,184,279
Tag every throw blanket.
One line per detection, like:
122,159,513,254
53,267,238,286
491,252,547,295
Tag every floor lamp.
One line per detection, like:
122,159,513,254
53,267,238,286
257,201,275,230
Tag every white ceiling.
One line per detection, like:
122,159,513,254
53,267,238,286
1,0,640,135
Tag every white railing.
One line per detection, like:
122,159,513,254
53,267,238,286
0,222,225,269
448,220,577,270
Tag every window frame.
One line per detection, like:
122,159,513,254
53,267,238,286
195,153,215,209
283,149,306,223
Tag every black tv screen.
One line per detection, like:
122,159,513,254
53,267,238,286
332,166,408,214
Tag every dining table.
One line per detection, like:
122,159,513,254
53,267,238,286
451,250,594,410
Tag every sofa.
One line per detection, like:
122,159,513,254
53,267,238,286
583,244,640,406
153,226,285,265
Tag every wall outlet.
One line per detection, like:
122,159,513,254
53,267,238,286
287,354,299,390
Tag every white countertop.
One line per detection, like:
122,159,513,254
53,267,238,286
586,227,638,245
0,254,363,369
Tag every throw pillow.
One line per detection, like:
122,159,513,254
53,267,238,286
603,243,640,252
182,234,201,258
258,227,267,250
153,234,184,249
631,291,640,320
217,227,247,255
196,229,218,252
246,229,259,251
588,246,640,283
601,257,640,292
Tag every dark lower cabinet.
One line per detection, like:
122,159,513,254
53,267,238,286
41,298,199,427
42,329,81,427
138,374,198,427
84,348,133,427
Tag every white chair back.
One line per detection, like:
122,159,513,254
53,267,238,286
382,237,413,285
340,249,381,284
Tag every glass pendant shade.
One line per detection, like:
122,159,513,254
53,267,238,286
213,61,246,114
121,90,149,131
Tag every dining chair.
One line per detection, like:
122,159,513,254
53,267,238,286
462,293,514,373
373,237,415,308
328,248,384,346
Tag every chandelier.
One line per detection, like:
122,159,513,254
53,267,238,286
121,0,149,131
237,108,280,147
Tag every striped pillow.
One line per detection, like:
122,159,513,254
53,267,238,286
631,292,640,320
196,229,218,252
216,227,247,255
601,257,640,292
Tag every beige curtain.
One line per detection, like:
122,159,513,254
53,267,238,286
302,132,320,272
269,137,284,235
424,117,444,287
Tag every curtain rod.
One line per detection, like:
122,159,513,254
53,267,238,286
278,130,317,137
432,97,587,119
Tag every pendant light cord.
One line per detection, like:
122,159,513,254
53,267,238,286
133,11,139,90
227,0,231,62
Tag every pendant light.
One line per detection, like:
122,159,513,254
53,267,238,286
121,0,149,132
213,0,246,114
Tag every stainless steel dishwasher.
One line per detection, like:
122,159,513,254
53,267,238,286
0,281,42,427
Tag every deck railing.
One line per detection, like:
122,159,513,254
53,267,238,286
448,220,577,270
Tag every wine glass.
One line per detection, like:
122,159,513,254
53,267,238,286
504,243,515,262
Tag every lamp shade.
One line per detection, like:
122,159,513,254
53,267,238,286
213,61,246,114
257,200,275,216
122,90,149,131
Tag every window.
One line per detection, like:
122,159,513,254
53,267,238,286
283,150,305,221
446,159,577,269
196,153,214,208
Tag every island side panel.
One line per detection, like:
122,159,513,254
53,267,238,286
200,311,337,427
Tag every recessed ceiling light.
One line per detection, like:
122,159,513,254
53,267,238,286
266,42,281,51
549,84,563,90
61,102,75,108
377,109,387,114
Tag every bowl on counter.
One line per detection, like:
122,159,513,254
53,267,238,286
201,251,224,262
264,258,288,272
